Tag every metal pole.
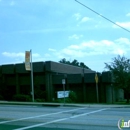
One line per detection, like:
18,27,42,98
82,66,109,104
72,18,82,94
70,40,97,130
95,73,99,103
96,83,99,103
30,49,34,102
63,84,65,105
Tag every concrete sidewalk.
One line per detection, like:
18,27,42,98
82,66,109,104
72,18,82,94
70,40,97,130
0,101,130,108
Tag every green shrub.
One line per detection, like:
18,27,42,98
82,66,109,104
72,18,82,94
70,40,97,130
69,91,77,103
35,98,45,102
54,98,72,103
65,97,72,103
13,94,31,102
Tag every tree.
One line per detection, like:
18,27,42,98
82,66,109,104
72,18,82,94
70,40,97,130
59,58,71,65
59,58,90,69
80,62,90,69
71,59,79,66
105,55,130,103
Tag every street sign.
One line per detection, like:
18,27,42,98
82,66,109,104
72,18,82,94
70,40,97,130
57,91,69,98
25,51,31,71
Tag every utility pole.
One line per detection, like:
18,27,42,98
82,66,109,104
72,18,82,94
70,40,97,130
25,50,34,102
30,49,34,102
95,73,99,103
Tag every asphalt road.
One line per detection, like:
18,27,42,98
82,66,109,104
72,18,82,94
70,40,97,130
0,104,130,130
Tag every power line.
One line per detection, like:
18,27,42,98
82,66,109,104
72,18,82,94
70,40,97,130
75,0,130,33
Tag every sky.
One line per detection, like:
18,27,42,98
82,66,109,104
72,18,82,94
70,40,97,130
0,0,130,72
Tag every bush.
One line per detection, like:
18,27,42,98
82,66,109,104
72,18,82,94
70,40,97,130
54,98,72,103
35,98,45,102
69,91,77,103
13,94,31,102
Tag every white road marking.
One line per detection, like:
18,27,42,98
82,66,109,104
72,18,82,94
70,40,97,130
14,108,110,130
0,107,86,124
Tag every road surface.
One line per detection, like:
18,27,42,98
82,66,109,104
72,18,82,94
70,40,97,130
0,104,129,130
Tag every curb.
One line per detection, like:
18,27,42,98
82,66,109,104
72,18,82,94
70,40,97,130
0,101,130,108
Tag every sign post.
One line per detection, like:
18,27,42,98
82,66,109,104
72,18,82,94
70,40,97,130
30,50,34,102
25,50,34,102
62,79,66,105
95,73,99,103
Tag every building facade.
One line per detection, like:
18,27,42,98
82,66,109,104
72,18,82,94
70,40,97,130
0,61,124,103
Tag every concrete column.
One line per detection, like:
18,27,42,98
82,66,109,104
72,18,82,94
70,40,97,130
106,84,116,103
16,73,20,94
83,84,87,103
83,75,87,103
2,74,6,87
116,89,124,101
106,85,113,103
99,83,106,103
45,73,53,102
49,74,54,101
66,80,69,90
112,86,116,103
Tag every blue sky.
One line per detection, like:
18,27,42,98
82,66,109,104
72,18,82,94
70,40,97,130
0,0,130,72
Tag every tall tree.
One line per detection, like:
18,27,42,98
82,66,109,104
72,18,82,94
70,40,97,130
59,58,90,69
105,55,130,103
71,59,79,66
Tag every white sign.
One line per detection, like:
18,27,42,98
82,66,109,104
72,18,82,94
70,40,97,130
25,51,31,71
62,79,66,84
57,91,69,98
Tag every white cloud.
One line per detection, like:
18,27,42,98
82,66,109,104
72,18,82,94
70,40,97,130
32,53,41,58
61,48,86,57
49,38,130,58
126,13,130,17
69,45,81,49
48,48,57,52
76,16,91,26
69,34,83,40
112,48,125,55
113,22,130,29
73,13,91,26
81,17,91,23
73,13,81,20
101,40,113,46
115,37,130,44
1,52,44,63
2,52,40,58
2,52,24,58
